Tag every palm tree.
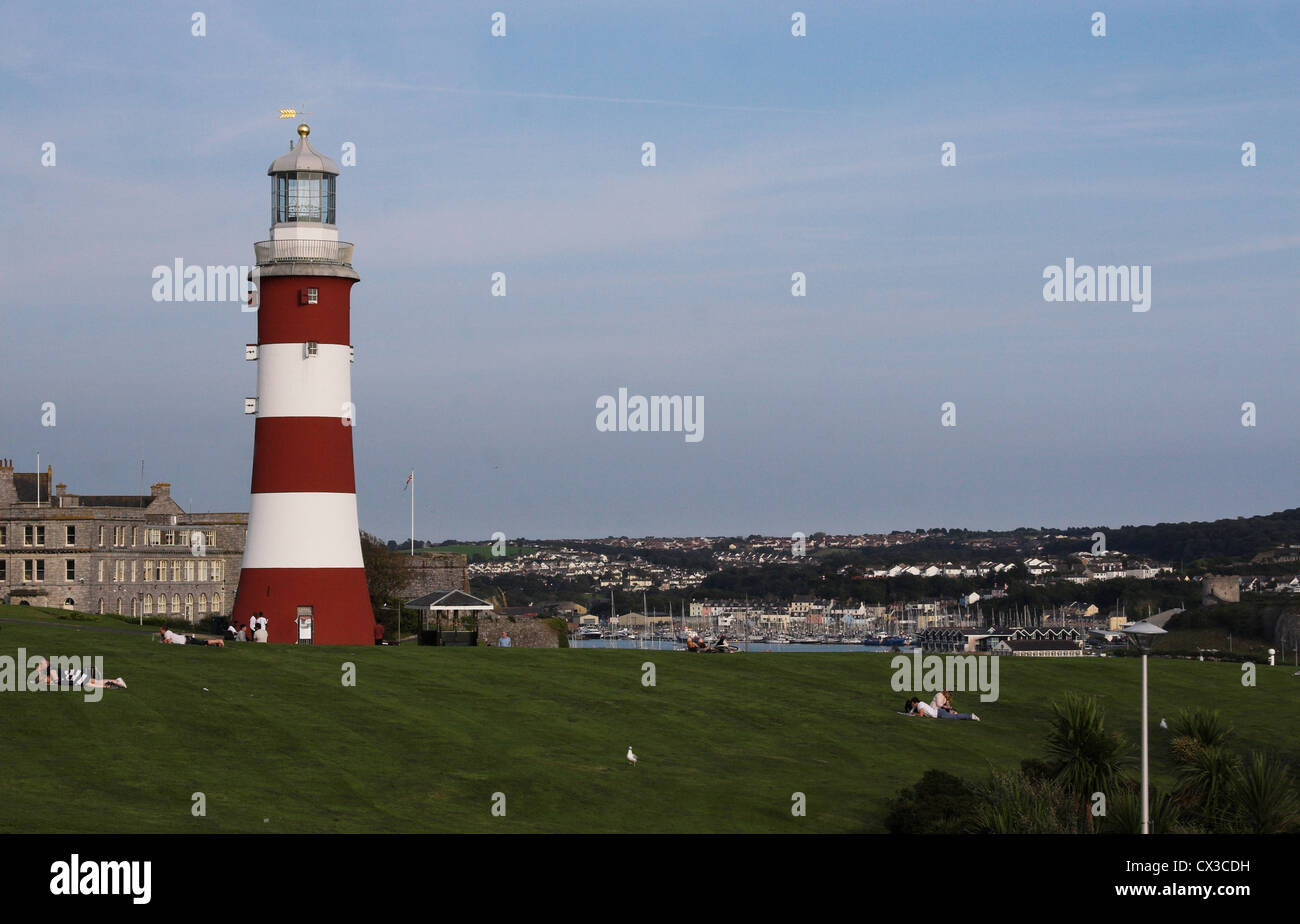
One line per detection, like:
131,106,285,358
1174,745,1241,830
1170,707,1232,750
1168,707,1239,832
1044,693,1132,832
1103,785,1181,834
1231,751,1300,834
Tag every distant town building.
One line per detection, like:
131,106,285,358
0,459,244,621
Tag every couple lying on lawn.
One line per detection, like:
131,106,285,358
904,690,979,721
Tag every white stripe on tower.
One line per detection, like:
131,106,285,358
255,344,353,418
241,493,363,568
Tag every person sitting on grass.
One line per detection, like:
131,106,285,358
36,657,126,690
158,627,225,647
707,634,736,653
935,690,980,720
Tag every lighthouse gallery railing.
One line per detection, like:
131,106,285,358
254,240,354,267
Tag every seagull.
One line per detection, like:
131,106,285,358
1159,718,1168,730
626,746,638,767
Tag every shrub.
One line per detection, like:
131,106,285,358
971,769,1078,834
1230,751,1300,834
884,770,978,834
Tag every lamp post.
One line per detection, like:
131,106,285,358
1123,620,1167,834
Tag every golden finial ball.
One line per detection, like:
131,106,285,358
297,123,310,138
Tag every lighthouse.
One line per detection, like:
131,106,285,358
231,123,375,644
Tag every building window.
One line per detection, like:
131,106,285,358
24,560,45,582
143,594,153,615
97,560,104,582
211,593,221,614
98,599,104,615
144,560,154,582
172,594,181,615
184,560,195,582
184,594,194,619
198,560,209,582
65,559,74,581
156,594,167,615
146,528,161,546
131,561,137,582
212,560,223,582
131,598,138,618
158,559,166,579
199,592,208,614
0,560,5,580
98,526,105,547
132,527,138,547
0,525,6,545
116,599,122,615
172,561,182,581
66,525,75,546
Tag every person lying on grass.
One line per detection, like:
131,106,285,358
158,627,225,647
904,695,979,721
35,657,127,690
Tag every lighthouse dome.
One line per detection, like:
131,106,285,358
267,124,340,176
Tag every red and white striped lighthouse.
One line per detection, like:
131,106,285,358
232,123,374,644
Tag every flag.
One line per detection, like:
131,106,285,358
403,470,413,491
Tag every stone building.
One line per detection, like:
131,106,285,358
0,459,245,623
1202,574,1241,606
398,552,470,599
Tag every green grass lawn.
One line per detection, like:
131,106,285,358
1,605,1296,833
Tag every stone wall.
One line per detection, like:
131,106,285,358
476,613,561,648
398,552,469,598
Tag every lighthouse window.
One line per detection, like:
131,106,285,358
275,172,336,224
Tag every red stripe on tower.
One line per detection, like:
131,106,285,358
232,122,375,645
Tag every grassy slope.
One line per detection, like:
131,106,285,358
1,605,1296,833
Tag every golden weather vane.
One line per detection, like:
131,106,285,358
278,107,310,120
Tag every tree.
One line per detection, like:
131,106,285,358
883,770,978,834
360,531,408,609
1043,693,1131,832
1231,751,1300,834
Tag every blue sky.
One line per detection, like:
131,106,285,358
1,1,1297,540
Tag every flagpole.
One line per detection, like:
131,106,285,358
410,470,415,557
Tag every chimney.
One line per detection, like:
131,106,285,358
150,482,171,499
56,482,66,496
0,458,15,507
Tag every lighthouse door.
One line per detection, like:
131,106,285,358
296,606,314,645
